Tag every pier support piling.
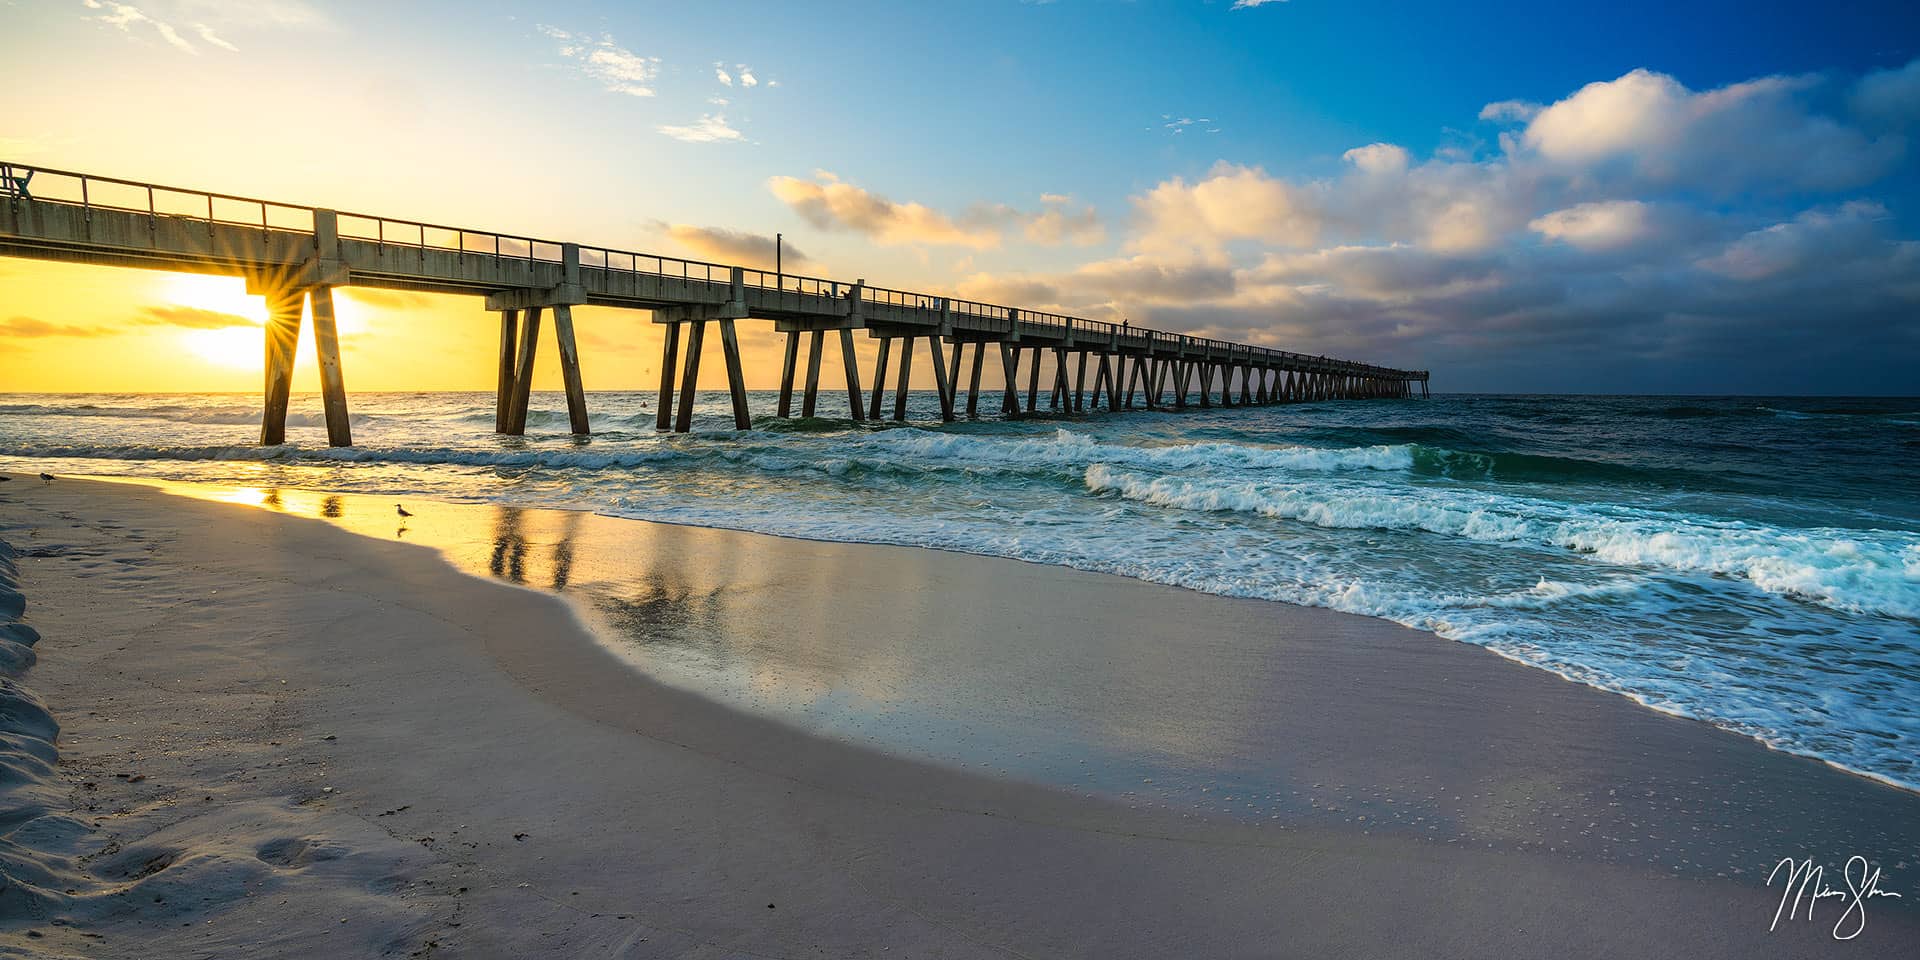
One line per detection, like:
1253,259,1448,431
801,330,824,418
929,335,955,422
893,335,914,422
869,337,893,421
967,342,985,418
506,306,543,435
718,317,751,430
777,331,799,418
839,329,864,420
310,286,352,446
495,308,519,432
552,304,590,435
260,287,303,446
655,321,680,430
674,319,705,433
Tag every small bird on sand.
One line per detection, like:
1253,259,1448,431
396,505,413,519
0,475,10,482
39,473,54,483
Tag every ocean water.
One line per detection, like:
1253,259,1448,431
2,390,1917,792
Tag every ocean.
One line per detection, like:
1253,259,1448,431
2,390,1917,794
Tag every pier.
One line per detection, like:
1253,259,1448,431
1,161,1429,447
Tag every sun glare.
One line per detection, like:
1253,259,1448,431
161,274,271,325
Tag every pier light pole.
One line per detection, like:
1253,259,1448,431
776,232,782,289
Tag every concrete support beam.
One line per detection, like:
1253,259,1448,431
801,330,824,418
966,341,985,418
260,287,303,446
655,322,680,430
506,306,543,435
496,309,519,432
718,317,751,430
674,319,705,433
839,329,865,420
310,286,352,446
552,303,590,435
869,336,893,421
929,335,955,422
777,331,799,418
999,343,1021,417
892,334,914,422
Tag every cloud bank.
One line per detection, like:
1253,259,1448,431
954,62,1920,393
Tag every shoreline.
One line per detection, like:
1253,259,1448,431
80,472,1920,801
0,475,1915,956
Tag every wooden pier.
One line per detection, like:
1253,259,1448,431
1,161,1429,446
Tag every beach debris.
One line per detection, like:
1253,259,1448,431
514,832,528,841
322,734,337,741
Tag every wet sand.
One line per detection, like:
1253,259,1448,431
0,475,1914,958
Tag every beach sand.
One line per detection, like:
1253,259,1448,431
0,475,1914,958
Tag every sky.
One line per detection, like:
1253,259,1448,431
1,0,1917,395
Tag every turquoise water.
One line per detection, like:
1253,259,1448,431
2,391,1917,790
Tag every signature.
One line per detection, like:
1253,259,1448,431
1767,855,1904,940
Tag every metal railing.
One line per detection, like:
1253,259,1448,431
0,160,1427,380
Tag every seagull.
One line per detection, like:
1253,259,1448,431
39,473,54,484
395,504,413,519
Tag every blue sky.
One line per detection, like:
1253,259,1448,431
4,0,1919,393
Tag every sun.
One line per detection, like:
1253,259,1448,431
155,274,269,369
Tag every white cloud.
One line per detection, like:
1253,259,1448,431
82,1,195,53
1024,195,1106,246
1518,68,1898,191
738,66,758,88
80,0,325,53
1696,201,1891,280
715,64,733,86
191,22,236,51
1479,99,1543,123
769,173,1002,248
1131,162,1325,256
664,225,806,269
1529,200,1655,251
541,25,659,97
1343,143,1410,176
1230,0,1289,7
1852,58,1920,127
769,175,1102,250
658,114,745,144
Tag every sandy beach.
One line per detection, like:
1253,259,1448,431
0,474,1915,958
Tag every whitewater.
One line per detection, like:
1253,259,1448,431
3,390,1917,790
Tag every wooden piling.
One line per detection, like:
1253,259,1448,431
1073,350,1088,412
